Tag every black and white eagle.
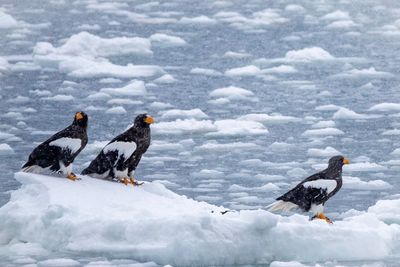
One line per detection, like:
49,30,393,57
81,113,153,185
268,155,349,223
22,111,88,181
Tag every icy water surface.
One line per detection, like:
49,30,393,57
1,0,400,266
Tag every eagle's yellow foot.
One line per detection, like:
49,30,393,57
67,173,78,181
130,178,144,186
122,178,132,186
312,213,333,224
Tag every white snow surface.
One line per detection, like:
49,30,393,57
1,173,400,266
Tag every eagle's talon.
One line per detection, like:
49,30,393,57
130,178,144,186
67,173,78,181
121,178,132,186
311,213,333,224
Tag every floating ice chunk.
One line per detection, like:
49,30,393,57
196,141,261,151
229,183,279,192
284,47,334,62
315,104,342,111
33,32,163,78
153,74,177,83
98,77,122,84
149,141,184,152
311,120,335,128
369,103,400,112
34,31,152,58
270,262,312,267
307,146,340,157
190,68,222,76
7,96,30,104
76,24,101,31
160,109,208,120
285,5,306,13
237,113,300,124
334,67,394,78
150,33,186,47
107,99,142,105
262,65,298,74
37,258,80,266
343,176,392,190
321,10,351,21
390,148,400,156
29,89,52,96
149,101,174,110
86,92,111,100
382,129,400,135
0,57,10,72
225,65,262,77
211,120,268,136
344,162,386,172
302,128,344,137
43,94,74,101
223,51,251,59
214,9,288,31
153,119,217,135
333,107,381,120
326,20,359,29
0,10,19,28
105,106,127,114
57,57,164,78
191,169,224,179
0,143,14,154
179,16,217,25
268,142,295,152
100,80,146,96
209,86,254,100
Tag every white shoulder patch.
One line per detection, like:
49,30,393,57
103,141,137,159
302,179,337,194
49,137,82,154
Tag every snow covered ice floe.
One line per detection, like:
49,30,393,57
1,172,400,266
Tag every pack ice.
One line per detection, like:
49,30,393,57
0,172,399,266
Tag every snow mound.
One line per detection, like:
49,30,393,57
1,173,400,265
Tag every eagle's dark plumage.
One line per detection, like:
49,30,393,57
81,113,153,185
22,112,88,181
268,155,349,223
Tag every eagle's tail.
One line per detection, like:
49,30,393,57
266,200,299,212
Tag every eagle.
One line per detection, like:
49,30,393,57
268,155,349,223
22,111,88,181
81,113,153,185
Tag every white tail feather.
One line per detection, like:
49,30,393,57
266,200,299,212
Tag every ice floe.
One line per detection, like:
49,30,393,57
3,172,399,265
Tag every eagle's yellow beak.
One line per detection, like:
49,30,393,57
144,116,154,124
75,112,84,120
343,158,350,165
